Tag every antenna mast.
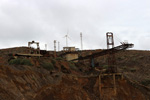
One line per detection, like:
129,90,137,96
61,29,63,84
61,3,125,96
64,30,70,47
45,44,47,50
65,35,68,47
58,41,60,51
80,32,83,50
54,40,57,51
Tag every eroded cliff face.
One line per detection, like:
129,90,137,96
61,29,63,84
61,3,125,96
0,63,95,100
0,64,146,100
0,48,148,100
0,53,93,100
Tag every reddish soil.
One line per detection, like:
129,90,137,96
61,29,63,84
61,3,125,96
0,47,149,100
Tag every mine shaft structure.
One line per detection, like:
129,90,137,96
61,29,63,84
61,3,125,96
71,32,134,98
106,32,117,73
60,32,134,98
72,41,134,70
28,41,40,54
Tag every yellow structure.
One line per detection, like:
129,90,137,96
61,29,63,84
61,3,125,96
63,47,76,51
62,47,78,62
65,53,78,62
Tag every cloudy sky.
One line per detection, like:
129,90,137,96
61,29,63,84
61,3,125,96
0,0,150,50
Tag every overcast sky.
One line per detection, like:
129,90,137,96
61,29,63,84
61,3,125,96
0,0,150,50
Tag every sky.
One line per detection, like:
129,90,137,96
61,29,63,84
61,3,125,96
0,0,150,50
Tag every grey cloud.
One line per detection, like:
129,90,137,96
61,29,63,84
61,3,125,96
0,0,150,50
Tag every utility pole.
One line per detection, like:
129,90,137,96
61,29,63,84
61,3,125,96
45,44,47,51
54,40,57,58
54,40,57,51
66,35,68,47
64,30,71,47
58,41,60,51
80,32,83,50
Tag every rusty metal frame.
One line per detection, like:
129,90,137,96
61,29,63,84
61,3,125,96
28,41,40,54
106,32,116,73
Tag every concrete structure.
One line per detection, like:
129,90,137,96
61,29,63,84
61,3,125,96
62,47,78,62
64,53,78,62
63,47,76,51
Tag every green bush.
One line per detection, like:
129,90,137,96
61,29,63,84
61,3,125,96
122,66,127,70
69,63,77,70
118,56,124,60
51,59,56,65
56,57,63,60
132,58,137,62
9,58,21,65
9,58,32,66
102,65,109,69
42,62,54,70
21,59,33,66
69,61,75,64
130,68,136,72
141,79,150,86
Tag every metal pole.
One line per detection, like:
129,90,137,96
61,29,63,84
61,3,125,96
66,35,68,47
45,44,47,51
58,41,60,51
80,32,83,50
54,40,56,51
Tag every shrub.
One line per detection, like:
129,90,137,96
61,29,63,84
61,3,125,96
20,59,33,66
130,68,136,72
42,62,54,70
132,58,137,62
122,66,127,70
141,79,150,86
102,65,109,69
51,59,56,65
69,63,77,70
9,58,32,66
9,58,21,65
69,61,75,64
56,57,63,60
118,56,124,60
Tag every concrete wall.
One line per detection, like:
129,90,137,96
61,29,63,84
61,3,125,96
65,54,78,62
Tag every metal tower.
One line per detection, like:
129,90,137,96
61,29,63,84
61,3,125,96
106,32,114,49
64,31,70,47
58,41,60,51
54,40,57,51
106,32,117,73
45,44,47,50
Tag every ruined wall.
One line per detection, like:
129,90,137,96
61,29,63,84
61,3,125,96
65,54,78,62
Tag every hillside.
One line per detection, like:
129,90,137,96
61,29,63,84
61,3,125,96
0,47,149,100
95,50,150,87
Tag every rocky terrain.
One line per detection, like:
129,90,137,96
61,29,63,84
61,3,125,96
0,47,150,100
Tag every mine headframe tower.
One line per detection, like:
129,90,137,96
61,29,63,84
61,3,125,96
106,32,116,73
71,32,134,98
28,41,40,54
71,33,134,73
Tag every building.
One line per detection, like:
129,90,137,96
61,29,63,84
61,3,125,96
62,47,79,62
